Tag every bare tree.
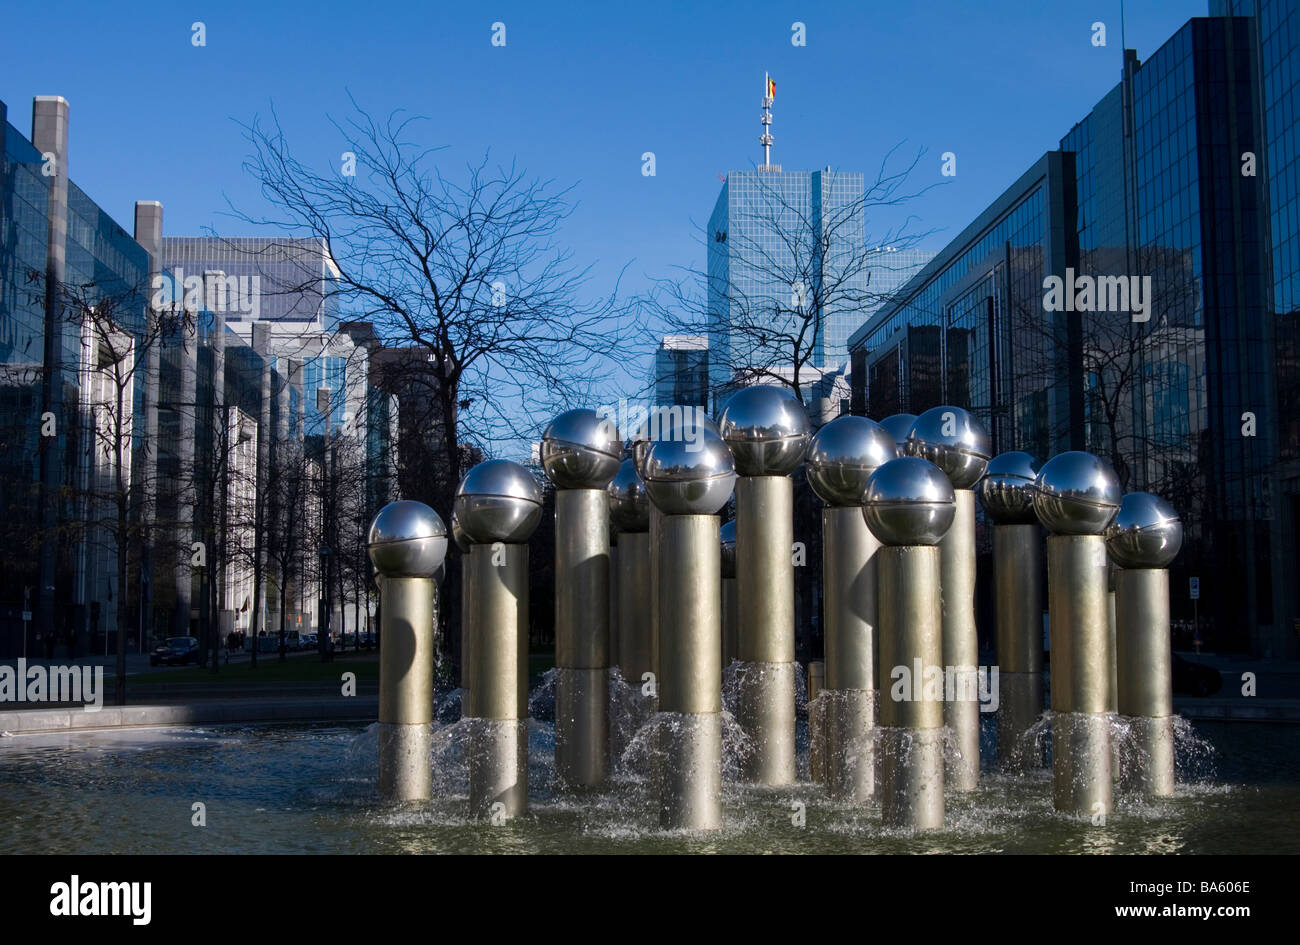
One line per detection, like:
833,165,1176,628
230,99,629,521
60,277,189,703
641,148,941,409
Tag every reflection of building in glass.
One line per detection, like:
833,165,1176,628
0,96,151,656
652,335,708,409
1213,0,1300,657
848,15,1290,657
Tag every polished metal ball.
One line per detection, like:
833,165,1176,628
630,407,720,478
904,406,992,490
642,427,736,515
541,408,622,489
977,451,1040,525
719,520,737,579
805,415,898,506
367,500,448,577
862,456,956,546
717,385,810,477
879,413,918,448
1032,451,1122,535
1105,492,1183,568
450,511,469,552
453,459,543,544
608,458,650,532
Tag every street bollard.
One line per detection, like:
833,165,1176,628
643,427,735,830
905,406,991,793
978,451,1044,771
455,460,543,819
864,456,955,830
367,500,448,803
543,409,623,790
719,521,738,669
1106,492,1182,798
1034,451,1122,818
806,415,897,802
609,457,654,763
718,385,810,787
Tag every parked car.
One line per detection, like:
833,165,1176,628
150,636,199,667
257,634,280,654
285,630,301,650
1172,651,1223,696
300,633,317,650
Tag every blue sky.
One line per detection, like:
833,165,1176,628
1,0,1206,421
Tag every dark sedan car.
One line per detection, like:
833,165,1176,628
150,636,200,667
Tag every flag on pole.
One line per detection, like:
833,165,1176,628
766,74,776,99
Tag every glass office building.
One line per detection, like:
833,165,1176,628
848,16,1289,656
652,335,709,409
707,168,870,410
848,153,1067,463
0,97,151,654
1212,0,1300,657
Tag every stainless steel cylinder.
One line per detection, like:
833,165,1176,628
994,523,1043,770
616,532,653,685
378,576,436,802
1116,567,1174,796
554,488,610,788
657,513,723,829
609,542,619,671
1047,534,1113,817
650,504,663,680
467,542,529,817
808,660,826,783
822,505,880,801
939,489,979,791
736,475,796,785
721,577,739,668
612,531,653,767
460,557,474,718
878,545,944,829
655,712,723,831
1107,569,1119,713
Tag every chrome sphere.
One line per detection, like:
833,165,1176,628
1032,451,1122,535
720,520,737,579
608,458,650,532
367,500,448,577
453,459,543,544
904,406,992,490
541,408,622,489
1105,492,1183,568
717,385,810,477
977,451,1040,525
805,416,897,506
630,406,720,478
862,457,956,546
642,427,736,515
450,511,469,553
879,413,918,448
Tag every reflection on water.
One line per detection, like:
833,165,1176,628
0,718,1296,854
